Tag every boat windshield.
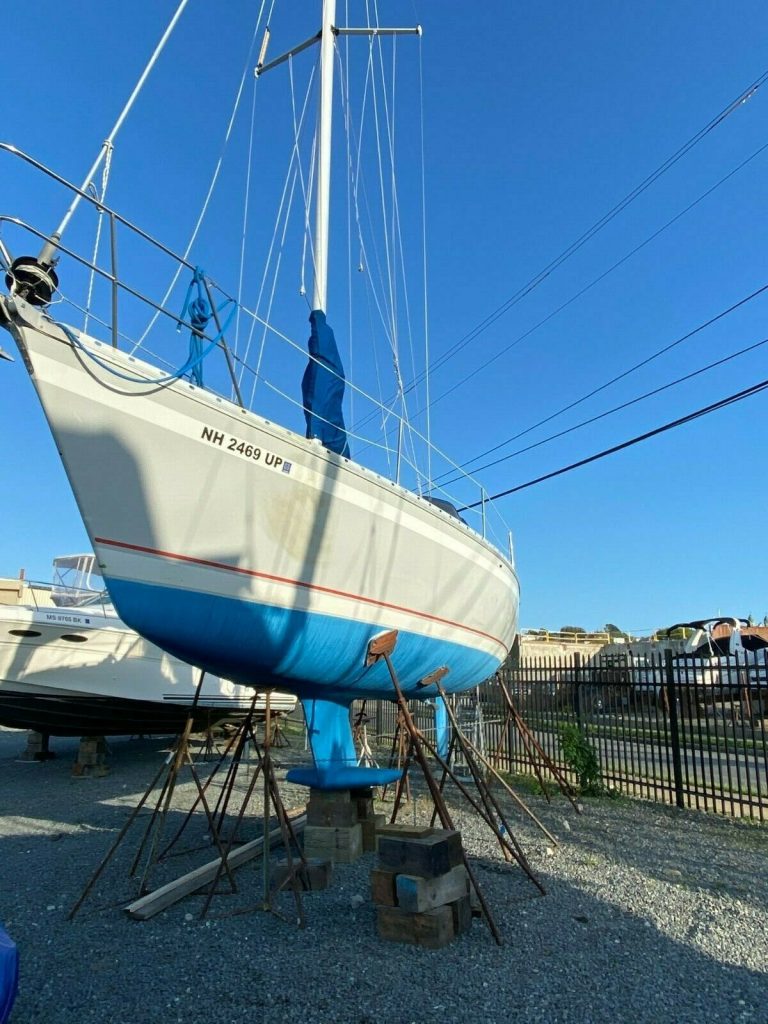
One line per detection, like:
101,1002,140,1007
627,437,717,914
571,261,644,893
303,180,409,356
51,554,109,607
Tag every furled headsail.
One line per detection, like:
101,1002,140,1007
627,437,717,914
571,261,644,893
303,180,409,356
302,309,350,457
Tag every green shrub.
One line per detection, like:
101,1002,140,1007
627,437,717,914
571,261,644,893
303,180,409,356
559,723,602,795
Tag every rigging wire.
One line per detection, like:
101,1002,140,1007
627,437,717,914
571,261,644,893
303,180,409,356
83,141,114,334
353,68,768,427
233,77,259,358
336,21,424,482
239,57,317,395
437,278,768,482
131,4,269,353
292,53,319,302
441,332,768,485
343,0,355,428
425,139,768,421
424,68,768,381
417,31,433,491
459,374,768,508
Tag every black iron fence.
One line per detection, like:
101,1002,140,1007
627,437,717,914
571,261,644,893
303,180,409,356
362,649,768,821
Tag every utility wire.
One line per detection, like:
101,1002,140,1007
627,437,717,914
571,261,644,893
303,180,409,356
427,141,768,419
353,77,768,440
460,375,768,508
426,69,768,380
442,333,768,485
438,278,768,481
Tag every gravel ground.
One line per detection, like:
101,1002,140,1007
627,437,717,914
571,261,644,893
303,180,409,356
0,725,766,1024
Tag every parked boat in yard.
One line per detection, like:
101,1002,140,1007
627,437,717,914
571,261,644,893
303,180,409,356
0,554,297,736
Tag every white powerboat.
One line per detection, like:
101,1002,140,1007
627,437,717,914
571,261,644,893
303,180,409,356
0,555,297,736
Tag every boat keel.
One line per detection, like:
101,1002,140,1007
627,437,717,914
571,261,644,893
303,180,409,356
286,697,401,790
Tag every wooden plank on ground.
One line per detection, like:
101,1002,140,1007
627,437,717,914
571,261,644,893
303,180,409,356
124,812,306,920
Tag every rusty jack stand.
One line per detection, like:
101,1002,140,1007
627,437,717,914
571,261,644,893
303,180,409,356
366,630,545,946
69,682,306,925
197,690,308,926
492,671,581,813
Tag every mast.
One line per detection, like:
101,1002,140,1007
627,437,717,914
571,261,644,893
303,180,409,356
255,7,420,316
312,0,337,314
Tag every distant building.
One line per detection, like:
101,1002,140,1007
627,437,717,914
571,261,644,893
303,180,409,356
513,628,614,662
0,572,54,608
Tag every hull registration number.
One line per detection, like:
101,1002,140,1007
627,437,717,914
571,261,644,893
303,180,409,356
200,425,292,475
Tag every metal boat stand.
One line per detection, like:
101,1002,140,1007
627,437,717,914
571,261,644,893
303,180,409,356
68,671,236,918
68,678,306,924
493,671,582,813
196,691,308,927
367,631,545,947
352,701,379,769
379,705,412,804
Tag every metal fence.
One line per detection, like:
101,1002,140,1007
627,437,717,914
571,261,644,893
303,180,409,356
363,649,768,821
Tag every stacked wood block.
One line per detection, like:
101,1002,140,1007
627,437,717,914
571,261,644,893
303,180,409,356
19,731,53,762
71,735,109,777
352,787,387,852
372,825,472,948
303,789,361,863
303,787,386,863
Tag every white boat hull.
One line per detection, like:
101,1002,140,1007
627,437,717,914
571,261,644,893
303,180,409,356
0,603,296,735
5,297,519,702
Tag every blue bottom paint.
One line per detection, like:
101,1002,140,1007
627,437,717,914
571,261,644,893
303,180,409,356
285,698,402,789
106,577,502,701
0,924,18,1024
106,577,501,791
435,696,450,760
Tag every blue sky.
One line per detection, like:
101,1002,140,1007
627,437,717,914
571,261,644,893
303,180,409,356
2,1,768,635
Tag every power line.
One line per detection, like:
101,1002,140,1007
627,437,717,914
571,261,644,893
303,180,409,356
459,375,768,508
442,332,768,485
427,142,768,419
437,278,768,482
429,71,768,378
352,68,768,436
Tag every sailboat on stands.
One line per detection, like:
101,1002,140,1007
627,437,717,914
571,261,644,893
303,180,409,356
0,1,519,788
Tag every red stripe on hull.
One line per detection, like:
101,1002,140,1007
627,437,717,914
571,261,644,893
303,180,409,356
94,535,509,653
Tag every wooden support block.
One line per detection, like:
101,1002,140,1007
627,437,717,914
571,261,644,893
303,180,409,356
72,736,109,776
272,857,332,892
307,791,358,827
370,866,399,907
361,813,387,853
308,788,352,803
377,829,463,879
375,823,433,843
355,795,375,821
395,864,469,913
304,823,363,864
449,893,473,935
376,903,456,949
350,787,374,798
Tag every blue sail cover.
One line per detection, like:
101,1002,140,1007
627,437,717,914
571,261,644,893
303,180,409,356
302,310,350,457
